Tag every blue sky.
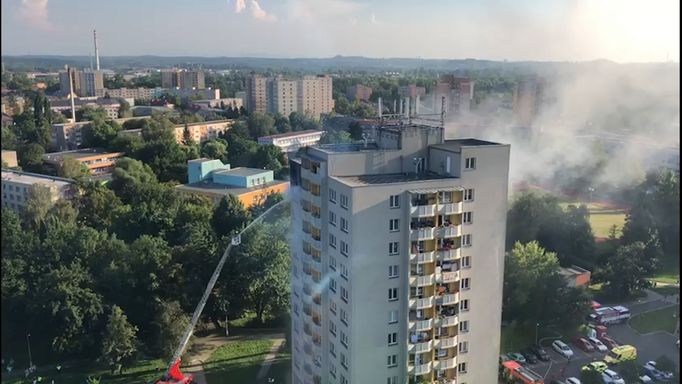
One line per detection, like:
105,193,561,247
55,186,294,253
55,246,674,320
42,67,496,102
1,0,679,62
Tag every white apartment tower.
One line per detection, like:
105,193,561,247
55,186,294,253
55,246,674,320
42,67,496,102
297,75,334,120
290,123,510,384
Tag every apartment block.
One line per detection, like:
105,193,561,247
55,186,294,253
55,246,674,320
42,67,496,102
79,70,105,97
59,69,81,95
117,120,234,145
269,78,299,116
247,74,269,114
42,148,125,176
1,150,18,168
512,76,545,128
289,123,509,384
258,129,323,153
346,84,373,102
51,116,152,150
1,170,75,212
298,75,334,120
434,76,474,117
50,98,121,120
161,69,205,89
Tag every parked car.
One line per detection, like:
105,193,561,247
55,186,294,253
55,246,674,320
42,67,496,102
602,369,625,384
521,349,539,364
507,352,526,364
530,344,551,362
552,340,574,359
643,361,674,380
581,361,608,373
589,337,608,352
604,345,637,364
575,337,595,352
565,378,581,384
599,336,619,350
639,374,653,383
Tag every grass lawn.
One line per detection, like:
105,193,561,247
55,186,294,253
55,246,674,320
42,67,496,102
559,202,627,239
1,359,167,384
630,305,680,334
203,339,274,384
651,257,681,285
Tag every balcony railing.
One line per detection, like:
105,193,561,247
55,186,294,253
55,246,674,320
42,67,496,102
434,357,457,370
435,336,458,349
409,296,435,309
409,273,435,287
437,271,459,284
439,248,460,261
437,293,459,306
411,204,437,217
410,227,435,241
408,361,433,375
438,225,461,238
436,315,459,327
408,340,434,354
439,202,463,215
410,318,434,332
410,251,435,264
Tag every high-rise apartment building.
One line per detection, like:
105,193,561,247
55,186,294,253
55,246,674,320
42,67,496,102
269,77,299,116
298,75,334,120
247,74,269,114
79,69,105,97
289,123,510,384
512,76,545,128
161,69,205,89
434,76,474,117
161,70,181,88
59,69,81,96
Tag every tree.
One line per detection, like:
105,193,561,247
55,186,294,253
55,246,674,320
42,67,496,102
252,144,284,171
274,114,291,133
211,195,250,238
181,123,193,146
349,121,363,140
201,139,228,162
18,143,45,172
58,157,90,179
618,360,640,382
83,119,119,148
580,368,603,384
1,126,17,150
77,182,124,230
100,305,138,375
23,184,54,230
117,99,132,118
152,300,191,360
247,112,275,138
602,242,657,298
110,157,158,202
319,129,352,144
225,133,258,167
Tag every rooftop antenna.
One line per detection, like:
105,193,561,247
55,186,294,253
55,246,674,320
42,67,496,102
93,29,100,71
440,96,446,144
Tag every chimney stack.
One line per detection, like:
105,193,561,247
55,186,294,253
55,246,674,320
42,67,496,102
377,97,382,119
67,66,76,123
93,29,100,71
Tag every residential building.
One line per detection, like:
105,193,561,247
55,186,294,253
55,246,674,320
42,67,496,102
117,120,234,145
235,91,247,107
298,75,334,120
51,116,152,150
434,76,474,117
97,87,158,100
181,70,205,89
79,70,105,97
559,265,591,288
1,170,75,212
176,158,289,208
192,98,244,110
258,130,323,154
42,148,125,176
289,122,510,384
247,74,269,114
59,69,81,95
50,98,121,120
346,85,373,102
512,76,545,128
161,70,181,88
269,77,299,116
399,84,427,99
1,150,18,168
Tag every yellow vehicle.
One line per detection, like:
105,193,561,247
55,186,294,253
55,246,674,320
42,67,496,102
604,345,637,364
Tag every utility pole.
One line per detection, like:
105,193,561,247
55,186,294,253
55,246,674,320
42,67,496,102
535,323,540,346
26,333,33,368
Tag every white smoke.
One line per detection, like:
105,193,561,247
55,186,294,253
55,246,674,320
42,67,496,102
234,0,246,13
250,0,277,22
16,0,53,30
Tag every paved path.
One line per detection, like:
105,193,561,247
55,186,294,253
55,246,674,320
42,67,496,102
255,337,285,380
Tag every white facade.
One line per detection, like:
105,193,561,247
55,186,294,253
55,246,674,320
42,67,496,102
290,125,510,384
258,129,323,153
1,170,74,212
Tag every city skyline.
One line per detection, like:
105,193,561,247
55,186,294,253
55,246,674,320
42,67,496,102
1,0,679,63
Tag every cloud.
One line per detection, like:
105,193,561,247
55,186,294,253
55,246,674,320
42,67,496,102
370,12,381,25
251,0,277,21
16,0,53,30
234,0,246,13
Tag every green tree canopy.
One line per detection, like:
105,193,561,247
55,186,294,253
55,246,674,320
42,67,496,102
100,305,138,374
211,195,250,239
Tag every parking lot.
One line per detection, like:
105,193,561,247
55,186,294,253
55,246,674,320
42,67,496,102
510,297,680,382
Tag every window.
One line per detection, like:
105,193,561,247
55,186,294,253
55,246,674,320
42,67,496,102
340,286,349,302
340,353,348,369
389,195,400,208
329,211,337,225
329,189,337,203
389,219,400,232
340,241,349,256
387,354,398,367
330,256,337,270
463,211,473,224
340,375,348,384
330,321,337,336
461,278,471,290
340,263,348,280
389,242,399,255
462,234,472,247
464,188,474,201
340,331,348,347
330,300,337,314
388,332,397,345
460,299,469,311
389,310,399,324
388,288,398,301
464,157,476,170
340,217,349,233
329,234,337,248
388,265,399,279
458,362,467,373
340,194,349,209
330,364,337,378
459,341,469,353
462,256,471,268
387,377,398,384
459,320,469,333
340,309,348,325
330,278,337,292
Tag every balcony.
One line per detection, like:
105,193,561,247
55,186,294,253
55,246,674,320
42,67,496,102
439,248,460,261
437,271,459,284
410,273,435,287
435,336,458,349
410,251,435,264
410,227,435,241
408,339,434,354
439,202,463,215
436,315,459,327
411,204,437,217
438,225,461,238
437,292,459,306
408,362,433,375
434,357,457,370
409,296,435,309
410,318,434,332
